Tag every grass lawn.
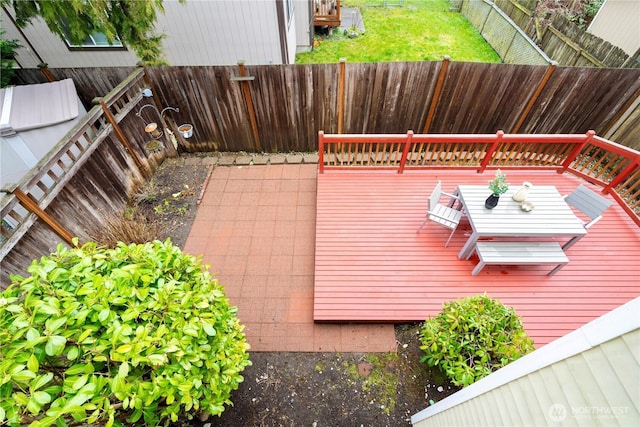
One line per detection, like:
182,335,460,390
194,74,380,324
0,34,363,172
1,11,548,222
296,0,501,64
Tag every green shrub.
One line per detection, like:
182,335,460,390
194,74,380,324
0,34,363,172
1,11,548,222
0,239,251,426
419,294,534,387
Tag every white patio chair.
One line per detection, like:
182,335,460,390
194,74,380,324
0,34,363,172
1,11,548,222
562,184,612,250
417,180,463,247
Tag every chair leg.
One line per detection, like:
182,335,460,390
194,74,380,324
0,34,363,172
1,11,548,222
416,217,429,233
444,227,456,247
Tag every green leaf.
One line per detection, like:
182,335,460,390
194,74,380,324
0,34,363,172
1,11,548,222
5,304,23,313
77,328,92,343
98,309,110,322
27,353,40,372
12,368,36,382
147,354,167,366
45,316,68,333
203,323,216,337
32,391,52,405
72,374,88,391
67,346,79,361
118,362,129,377
116,344,132,354
31,372,54,391
27,398,42,414
45,335,67,356
65,364,87,376
26,328,41,342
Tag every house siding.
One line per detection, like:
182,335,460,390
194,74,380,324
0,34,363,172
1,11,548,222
295,0,313,53
1,9,137,68
588,0,640,57
2,0,311,68
412,298,640,426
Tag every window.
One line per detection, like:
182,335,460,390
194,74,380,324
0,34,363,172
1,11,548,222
64,32,124,48
58,18,124,49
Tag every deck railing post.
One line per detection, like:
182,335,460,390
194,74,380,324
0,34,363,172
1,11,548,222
605,156,640,193
398,130,413,174
561,130,596,173
479,130,503,173
318,131,325,174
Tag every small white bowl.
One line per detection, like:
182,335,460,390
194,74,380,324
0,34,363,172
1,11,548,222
521,200,534,212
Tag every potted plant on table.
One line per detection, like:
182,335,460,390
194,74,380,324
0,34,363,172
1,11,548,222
486,169,509,209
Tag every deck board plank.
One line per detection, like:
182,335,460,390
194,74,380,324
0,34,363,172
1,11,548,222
314,169,640,347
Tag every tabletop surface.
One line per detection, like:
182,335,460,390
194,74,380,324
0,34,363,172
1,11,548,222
456,185,587,237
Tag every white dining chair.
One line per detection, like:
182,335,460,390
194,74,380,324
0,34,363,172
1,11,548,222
562,184,612,250
417,180,463,247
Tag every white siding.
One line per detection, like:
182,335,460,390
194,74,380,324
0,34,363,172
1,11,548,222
412,298,640,426
588,0,640,57
1,8,137,68
294,0,313,54
3,0,313,68
158,0,282,65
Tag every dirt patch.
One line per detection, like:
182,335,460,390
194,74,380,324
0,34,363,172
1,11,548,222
198,324,459,426
134,157,211,249
139,157,460,426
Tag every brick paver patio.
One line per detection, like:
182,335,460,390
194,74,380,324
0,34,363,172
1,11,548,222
184,162,396,352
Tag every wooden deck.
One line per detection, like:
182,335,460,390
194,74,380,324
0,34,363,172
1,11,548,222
314,169,640,347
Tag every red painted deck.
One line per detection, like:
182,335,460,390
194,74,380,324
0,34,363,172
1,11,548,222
314,169,640,347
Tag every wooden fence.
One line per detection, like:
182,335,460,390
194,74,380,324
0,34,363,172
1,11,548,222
460,0,551,65
318,130,640,226
540,15,633,68
13,61,640,153
0,68,172,284
3,61,640,283
493,0,639,68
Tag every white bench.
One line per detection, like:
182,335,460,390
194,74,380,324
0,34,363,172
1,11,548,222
472,241,569,276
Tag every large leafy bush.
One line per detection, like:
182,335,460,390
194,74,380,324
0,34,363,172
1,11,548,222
0,239,251,426
419,294,534,387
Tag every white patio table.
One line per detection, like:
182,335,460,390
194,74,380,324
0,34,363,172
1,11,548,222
455,185,587,260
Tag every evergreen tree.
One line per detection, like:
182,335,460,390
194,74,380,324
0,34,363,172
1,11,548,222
0,29,20,87
1,0,174,65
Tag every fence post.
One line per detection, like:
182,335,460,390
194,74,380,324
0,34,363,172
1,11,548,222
423,56,450,133
38,63,56,82
318,131,325,174
512,62,556,133
561,130,595,173
479,130,503,173
237,60,261,152
398,130,413,174
12,189,76,246
100,101,149,177
338,58,346,134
